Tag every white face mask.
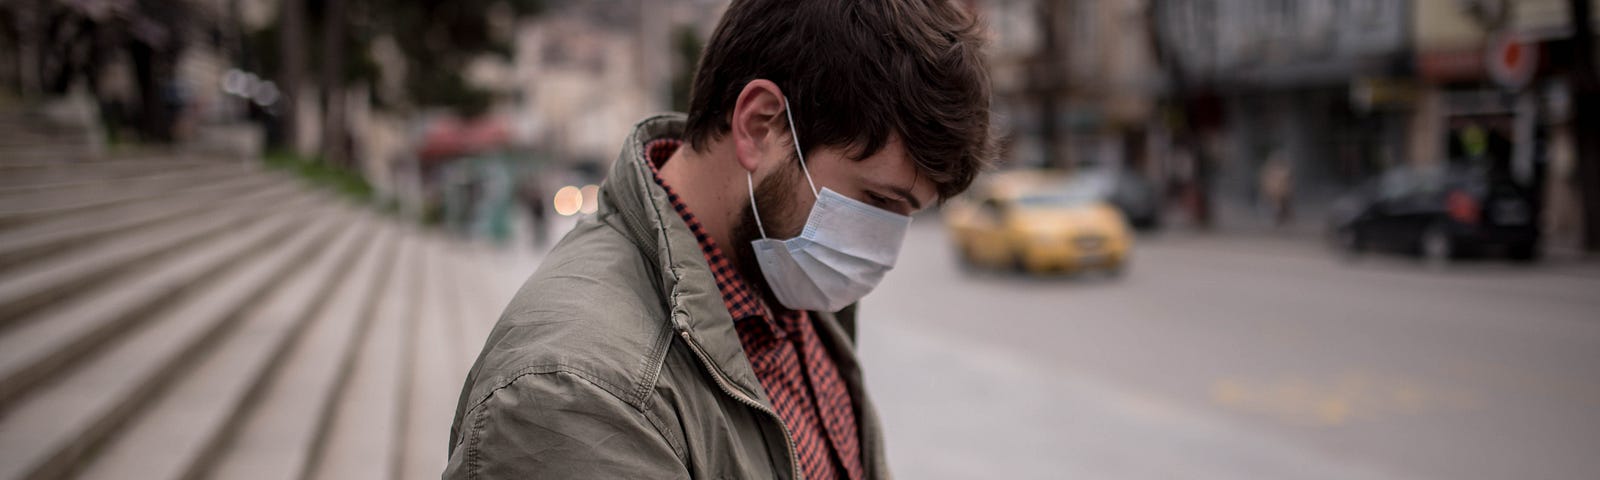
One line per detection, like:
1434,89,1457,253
746,96,912,312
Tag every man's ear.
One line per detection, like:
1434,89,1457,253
730,80,787,174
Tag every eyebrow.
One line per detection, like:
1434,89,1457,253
883,185,922,211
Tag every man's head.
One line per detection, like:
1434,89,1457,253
675,0,993,307
687,0,993,201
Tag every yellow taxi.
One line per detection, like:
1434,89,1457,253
944,170,1132,274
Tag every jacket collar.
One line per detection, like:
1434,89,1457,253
597,113,771,402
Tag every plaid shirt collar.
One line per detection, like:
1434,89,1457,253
642,138,788,337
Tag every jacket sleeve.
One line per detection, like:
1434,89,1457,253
443,369,689,479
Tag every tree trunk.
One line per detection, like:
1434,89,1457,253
320,0,347,168
13,3,42,97
1570,0,1600,251
129,41,173,142
278,0,306,153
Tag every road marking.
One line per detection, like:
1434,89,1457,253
1210,371,1481,427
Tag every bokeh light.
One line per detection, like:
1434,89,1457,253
579,185,600,214
553,186,583,216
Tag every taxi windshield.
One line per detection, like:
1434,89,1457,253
1014,184,1096,209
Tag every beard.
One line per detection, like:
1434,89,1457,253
729,161,806,310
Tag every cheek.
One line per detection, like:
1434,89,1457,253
768,192,815,239
753,168,814,238
777,196,816,235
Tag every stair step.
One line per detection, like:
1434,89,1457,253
0,152,211,171
0,171,277,243
0,170,264,233
0,160,239,194
305,232,421,480
0,195,322,409
0,145,97,162
72,214,377,480
443,243,502,369
0,161,227,191
0,125,90,143
0,132,91,145
460,241,537,310
0,165,255,215
0,174,284,272
204,224,400,480
0,184,311,326
0,204,352,480
398,237,466,480
0,125,87,139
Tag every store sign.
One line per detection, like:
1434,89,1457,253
1486,32,1538,90
1350,77,1419,111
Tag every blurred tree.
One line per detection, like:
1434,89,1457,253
670,25,702,113
377,0,542,116
267,0,541,162
38,3,96,95
0,0,192,142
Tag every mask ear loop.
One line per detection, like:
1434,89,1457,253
747,173,769,239
781,94,819,198
749,93,813,241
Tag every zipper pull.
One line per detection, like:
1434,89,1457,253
670,309,693,333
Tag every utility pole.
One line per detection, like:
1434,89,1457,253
1030,0,1067,170
1147,0,1213,229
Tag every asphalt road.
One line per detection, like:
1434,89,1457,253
857,221,1600,480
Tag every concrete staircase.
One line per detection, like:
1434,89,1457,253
0,117,531,479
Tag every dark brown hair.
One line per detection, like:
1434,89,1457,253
684,0,994,201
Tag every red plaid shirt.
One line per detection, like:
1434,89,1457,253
645,138,863,480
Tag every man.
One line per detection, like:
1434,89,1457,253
445,0,993,478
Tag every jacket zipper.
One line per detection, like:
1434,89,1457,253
676,329,803,480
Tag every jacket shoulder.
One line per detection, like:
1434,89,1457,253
445,368,689,479
467,215,675,409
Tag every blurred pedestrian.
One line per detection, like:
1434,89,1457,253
1260,151,1293,226
517,178,548,249
1545,126,1583,249
444,1,995,478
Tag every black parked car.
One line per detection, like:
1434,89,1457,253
1076,168,1162,231
1327,165,1539,263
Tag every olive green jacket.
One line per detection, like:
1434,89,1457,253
444,114,889,479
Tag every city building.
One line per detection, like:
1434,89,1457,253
1411,0,1597,251
1152,0,1413,220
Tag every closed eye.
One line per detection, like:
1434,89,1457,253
866,192,894,208
865,191,916,215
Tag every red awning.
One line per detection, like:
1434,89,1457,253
417,116,510,163
1417,48,1486,83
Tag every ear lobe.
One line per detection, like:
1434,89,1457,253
734,133,761,173
730,80,786,173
